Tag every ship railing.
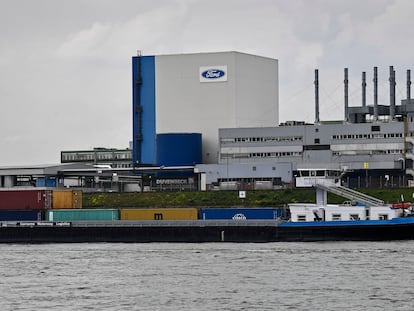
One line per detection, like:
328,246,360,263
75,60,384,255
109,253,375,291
67,220,282,227
315,180,385,206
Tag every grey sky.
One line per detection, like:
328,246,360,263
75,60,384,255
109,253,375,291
0,0,412,165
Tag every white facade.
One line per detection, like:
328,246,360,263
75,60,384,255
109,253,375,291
154,52,279,163
289,203,402,222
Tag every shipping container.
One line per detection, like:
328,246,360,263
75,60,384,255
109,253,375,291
0,210,44,221
120,208,198,220
199,208,283,220
52,190,82,209
46,209,119,221
0,189,52,210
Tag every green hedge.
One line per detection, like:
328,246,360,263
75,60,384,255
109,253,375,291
83,188,414,209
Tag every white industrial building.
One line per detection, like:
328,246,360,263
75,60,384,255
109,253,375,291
132,51,279,165
195,67,414,190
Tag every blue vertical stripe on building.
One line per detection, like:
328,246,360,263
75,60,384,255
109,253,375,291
132,55,156,165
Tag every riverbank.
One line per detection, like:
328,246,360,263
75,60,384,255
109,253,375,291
82,188,414,208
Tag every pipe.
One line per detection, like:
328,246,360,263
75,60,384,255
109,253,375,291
408,69,411,100
314,69,319,123
362,72,366,107
344,68,349,122
389,66,395,120
373,67,378,121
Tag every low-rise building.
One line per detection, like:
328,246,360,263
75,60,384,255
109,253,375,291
61,147,132,169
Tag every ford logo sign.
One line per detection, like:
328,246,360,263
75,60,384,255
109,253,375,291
201,69,226,79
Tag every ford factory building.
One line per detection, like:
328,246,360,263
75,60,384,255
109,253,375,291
200,67,414,190
132,52,279,167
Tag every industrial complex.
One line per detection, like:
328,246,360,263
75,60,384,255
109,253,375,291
0,51,413,192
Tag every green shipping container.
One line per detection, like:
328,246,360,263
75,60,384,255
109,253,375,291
46,209,119,221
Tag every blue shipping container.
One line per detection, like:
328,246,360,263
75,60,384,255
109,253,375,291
200,208,283,220
0,210,43,221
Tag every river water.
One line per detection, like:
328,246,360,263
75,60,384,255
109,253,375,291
0,242,413,310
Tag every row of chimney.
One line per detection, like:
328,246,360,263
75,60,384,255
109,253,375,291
314,67,412,123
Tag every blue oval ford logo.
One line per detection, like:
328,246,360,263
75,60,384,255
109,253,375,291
201,69,226,79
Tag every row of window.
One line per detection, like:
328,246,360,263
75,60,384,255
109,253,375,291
112,163,133,168
332,133,403,140
332,149,403,156
62,152,132,162
222,148,403,160
221,151,302,159
296,214,389,222
221,136,303,143
222,131,410,145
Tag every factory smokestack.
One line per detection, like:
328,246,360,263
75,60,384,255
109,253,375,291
362,72,367,107
373,67,378,121
389,66,396,121
344,68,349,122
408,69,412,100
314,69,319,123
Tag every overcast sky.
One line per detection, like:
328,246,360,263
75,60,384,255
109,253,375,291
0,0,413,165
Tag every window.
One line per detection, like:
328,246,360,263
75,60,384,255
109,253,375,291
297,215,307,222
314,138,320,144
332,214,342,221
350,214,360,221
378,214,389,220
371,125,381,132
316,170,325,177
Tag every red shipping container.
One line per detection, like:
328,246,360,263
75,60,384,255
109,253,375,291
0,190,52,210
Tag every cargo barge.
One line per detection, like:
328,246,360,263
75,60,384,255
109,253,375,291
1,218,414,243
1,172,414,243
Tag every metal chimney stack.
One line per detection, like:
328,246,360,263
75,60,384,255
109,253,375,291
362,72,366,107
314,69,319,123
373,67,378,121
344,68,349,122
408,69,412,100
389,66,396,120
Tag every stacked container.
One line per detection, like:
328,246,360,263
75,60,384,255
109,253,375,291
120,208,198,220
0,189,51,221
52,190,82,209
0,189,52,210
46,209,119,221
199,208,283,220
0,189,83,221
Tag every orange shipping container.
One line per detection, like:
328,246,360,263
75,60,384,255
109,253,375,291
120,208,198,220
52,190,82,209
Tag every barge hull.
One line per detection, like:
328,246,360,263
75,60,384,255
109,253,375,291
1,220,414,243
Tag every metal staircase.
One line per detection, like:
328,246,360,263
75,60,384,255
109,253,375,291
315,180,385,206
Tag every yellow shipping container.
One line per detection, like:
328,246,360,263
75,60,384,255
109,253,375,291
120,208,198,220
52,190,83,209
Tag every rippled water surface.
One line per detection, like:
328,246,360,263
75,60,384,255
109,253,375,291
1,242,414,310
